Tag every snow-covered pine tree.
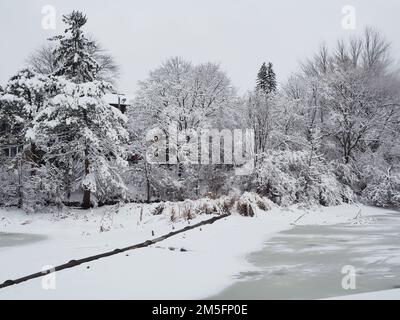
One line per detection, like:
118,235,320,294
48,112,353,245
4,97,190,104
28,39,120,84
27,11,129,208
256,62,268,93
28,79,129,208
266,62,277,93
51,11,100,83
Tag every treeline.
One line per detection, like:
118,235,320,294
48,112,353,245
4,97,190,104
0,11,399,211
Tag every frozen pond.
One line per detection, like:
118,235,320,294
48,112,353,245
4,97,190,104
210,210,400,299
0,232,47,248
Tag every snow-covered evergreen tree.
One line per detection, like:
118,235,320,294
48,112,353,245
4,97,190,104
27,80,129,208
24,10,129,209
256,62,268,93
28,38,119,84
266,62,277,93
51,11,100,83
256,62,276,94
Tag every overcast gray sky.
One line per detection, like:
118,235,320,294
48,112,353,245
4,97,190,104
1,0,399,95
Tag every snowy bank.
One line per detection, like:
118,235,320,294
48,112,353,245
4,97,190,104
327,288,400,300
0,202,371,299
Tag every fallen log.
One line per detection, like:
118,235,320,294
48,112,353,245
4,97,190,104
0,213,230,290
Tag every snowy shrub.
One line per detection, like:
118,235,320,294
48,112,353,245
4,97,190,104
152,203,165,215
254,151,353,206
160,201,195,222
362,168,400,208
0,156,65,212
236,192,273,217
356,145,400,208
217,195,238,214
149,193,272,222
195,198,220,215
317,173,353,206
333,162,361,192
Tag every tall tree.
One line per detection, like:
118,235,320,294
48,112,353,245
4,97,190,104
131,57,237,201
256,62,277,94
28,80,129,208
256,62,268,93
27,11,128,208
245,91,275,156
51,11,100,83
282,27,400,207
266,62,277,93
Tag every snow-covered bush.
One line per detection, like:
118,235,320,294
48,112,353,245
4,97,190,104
333,162,361,192
0,155,64,212
149,192,272,221
355,141,400,208
359,150,400,208
236,192,274,216
362,169,400,208
254,151,353,206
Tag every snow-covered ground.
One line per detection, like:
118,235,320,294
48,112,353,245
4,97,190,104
0,202,396,299
328,288,400,300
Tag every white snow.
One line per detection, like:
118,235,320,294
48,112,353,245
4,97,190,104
327,288,400,300
0,203,393,299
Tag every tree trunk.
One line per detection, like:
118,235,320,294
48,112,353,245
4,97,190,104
144,161,151,203
17,157,23,209
82,189,91,209
82,145,91,209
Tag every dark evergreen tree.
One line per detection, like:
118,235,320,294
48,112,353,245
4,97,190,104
256,62,268,93
51,11,100,83
266,62,277,93
256,62,277,94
